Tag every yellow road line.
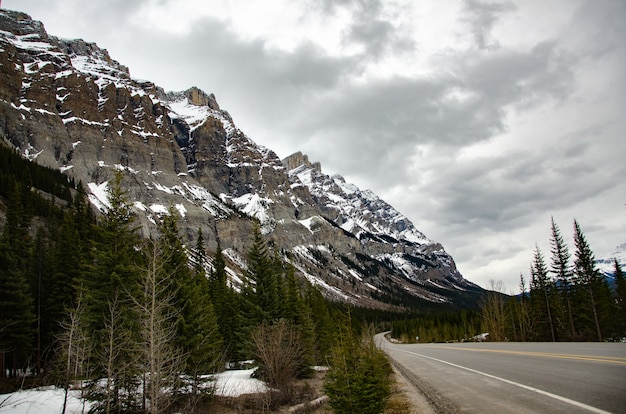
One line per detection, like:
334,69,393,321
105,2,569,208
425,346,626,365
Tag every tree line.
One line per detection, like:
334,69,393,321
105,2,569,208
481,217,625,342
0,160,392,413
390,218,625,344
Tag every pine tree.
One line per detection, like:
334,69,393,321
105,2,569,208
572,220,611,341
78,172,143,408
0,184,36,378
157,212,223,406
246,226,279,324
210,242,242,361
613,258,626,337
324,313,391,414
549,217,576,339
530,245,556,341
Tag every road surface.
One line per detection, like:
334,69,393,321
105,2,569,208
378,335,626,414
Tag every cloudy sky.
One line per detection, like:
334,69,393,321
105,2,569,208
6,0,625,292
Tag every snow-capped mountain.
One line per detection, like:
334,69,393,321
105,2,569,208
597,242,625,285
0,9,482,308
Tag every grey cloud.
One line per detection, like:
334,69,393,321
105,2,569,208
462,0,516,50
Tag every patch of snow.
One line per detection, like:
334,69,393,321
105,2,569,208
87,181,110,211
175,203,187,218
0,386,92,414
230,193,273,224
213,368,269,397
133,201,147,211
149,204,168,215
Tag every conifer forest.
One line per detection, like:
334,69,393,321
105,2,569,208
0,144,392,413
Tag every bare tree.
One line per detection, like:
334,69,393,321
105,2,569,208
132,238,184,414
92,291,138,414
480,280,508,341
56,290,90,414
252,319,305,404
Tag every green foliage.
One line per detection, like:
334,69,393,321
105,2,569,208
324,315,391,414
479,218,623,342
390,310,481,343
0,184,36,378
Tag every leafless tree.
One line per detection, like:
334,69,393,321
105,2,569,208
252,319,305,404
480,279,509,341
132,238,184,414
57,290,90,414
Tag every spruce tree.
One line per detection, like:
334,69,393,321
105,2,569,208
530,245,556,341
157,212,223,403
572,220,611,341
0,184,36,378
613,258,626,337
246,226,279,324
549,217,576,339
78,172,142,408
324,313,391,414
210,242,242,361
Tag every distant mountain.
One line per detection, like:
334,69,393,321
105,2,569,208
597,242,626,287
0,9,483,309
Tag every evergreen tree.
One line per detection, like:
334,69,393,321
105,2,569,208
0,184,36,378
78,172,143,408
157,213,223,404
305,284,334,364
572,220,612,341
245,226,279,324
549,217,576,339
613,258,626,336
210,242,242,361
530,245,556,341
324,313,391,414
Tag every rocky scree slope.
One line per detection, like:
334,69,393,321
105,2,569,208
0,9,482,308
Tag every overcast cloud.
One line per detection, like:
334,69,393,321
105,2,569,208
5,0,625,292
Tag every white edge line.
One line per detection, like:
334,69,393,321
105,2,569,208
399,349,612,414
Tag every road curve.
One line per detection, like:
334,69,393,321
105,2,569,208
377,334,626,414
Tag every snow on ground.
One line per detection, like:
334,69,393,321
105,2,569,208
0,386,92,414
213,368,269,397
0,369,268,413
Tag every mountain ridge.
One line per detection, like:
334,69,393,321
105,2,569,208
0,9,483,309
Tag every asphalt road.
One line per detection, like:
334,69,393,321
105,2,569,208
377,334,626,414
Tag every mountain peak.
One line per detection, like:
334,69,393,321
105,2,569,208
183,86,220,110
282,151,321,173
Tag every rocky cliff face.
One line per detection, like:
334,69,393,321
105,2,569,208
0,9,482,308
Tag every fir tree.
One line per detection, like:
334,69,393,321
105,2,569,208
549,217,576,339
572,220,611,341
613,258,626,336
530,245,556,341
157,213,223,403
245,226,279,324
210,242,242,361
78,172,143,407
324,313,391,414
0,184,36,378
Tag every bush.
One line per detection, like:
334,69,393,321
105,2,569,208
324,324,391,414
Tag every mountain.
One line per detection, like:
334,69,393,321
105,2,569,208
597,242,626,287
0,9,482,309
